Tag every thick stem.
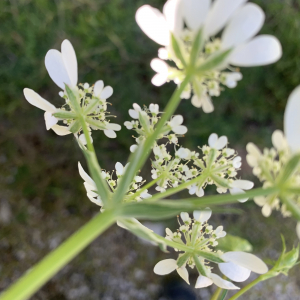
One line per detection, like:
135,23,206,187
210,287,222,300
0,210,115,300
112,75,192,205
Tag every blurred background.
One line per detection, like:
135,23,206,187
1,0,300,299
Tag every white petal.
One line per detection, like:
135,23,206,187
208,133,218,148
204,0,247,37
136,5,170,46
215,136,228,150
231,180,254,190
106,123,121,131
170,115,184,127
94,80,104,97
296,222,300,240
196,187,204,197
23,88,56,113
104,129,117,138
87,194,102,206
183,0,211,31
229,35,282,67
151,58,169,75
61,39,78,87
284,85,300,153
262,204,272,217
130,144,138,153
44,112,58,130
180,212,190,222
222,252,268,274
176,266,190,284
51,125,72,136
254,196,267,207
129,109,139,119
173,125,187,135
210,273,240,290
272,130,287,151
195,275,213,288
152,74,168,86
163,0,183,35
191,95,202,108
154,259,177,275
202,95,214,113
78,162,95,186
45,49,72,90
100,86,113,99
115,162,124,175
230,187,248,203
222,3,265,49
193,208,212,223
219,261,251,282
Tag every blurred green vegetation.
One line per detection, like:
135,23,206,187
1,0,300,299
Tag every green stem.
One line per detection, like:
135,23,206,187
227,275,264,300
147,172,209,202
0,210,115,300
193,254,208,277
112,74,192,205
210,287,222,300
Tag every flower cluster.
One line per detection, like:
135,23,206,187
136,0,282,112
24,40,121,142
78,161,151,208
124,103,187,151
247,85,300,238
154,210,268,289
151,132,253,200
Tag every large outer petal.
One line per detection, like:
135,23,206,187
210,273,240,290
182,0,211,31
222,3,265,49
154,259,177,275
51,125,72,136
219,261,251,282
229,35,282,67
23,88,56,113
61,40,78,87
195,275,213,288
176,266,190,284
204,0,247,37
45,49,72,90
222,252,268,274
136,5,170,46
284,85,300,153
78,162,95,186
163,0,183,36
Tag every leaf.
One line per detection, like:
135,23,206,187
53,110,77,119
65,84,81,113
171,33,187,67
69,120,81,133
277,153,300,185
189,28,204,66
177,252,191,268
217,234,253,253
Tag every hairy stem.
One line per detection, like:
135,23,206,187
0,210,115,300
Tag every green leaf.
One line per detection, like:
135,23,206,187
194,250,224,263
177,252,191,268
69,120,81,133
86,118,106,130
84,99,100,115
189,28,204,67
171,33,187,67
277,153,300,185
53,110,77,119
65,84,81,113
197,49,232,73
217,234,253,253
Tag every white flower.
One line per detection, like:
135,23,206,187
193,208,212,223
130,144,138,153
180,212,191,224
93,80,113,100
229,180,254,203
115,162,129,177
168,115,187,135
208,133,228,150
149,103,159,114
191,93,214,113
176,147,191,159
104,123,121,139
189,184,204,197
232,156,242,168
45,39,78,90
136,0,282,111
246,142,262,167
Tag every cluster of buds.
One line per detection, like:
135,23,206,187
136,0,282,112
24,40,121,143
154,210,268,289
246,86,300,239
78,161,151,208
151,132,253,200
124,103,187,152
